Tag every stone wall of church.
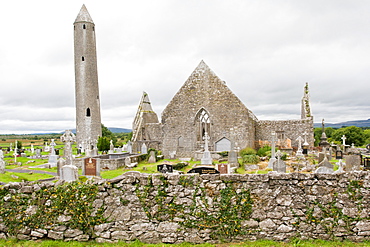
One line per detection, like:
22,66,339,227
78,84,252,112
256,119,314,148
160,62,258,159
2,172,370,243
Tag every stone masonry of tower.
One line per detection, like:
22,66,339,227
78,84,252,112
132,61,314,159
74,5,102,149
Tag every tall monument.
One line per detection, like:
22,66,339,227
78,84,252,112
74,5,102,150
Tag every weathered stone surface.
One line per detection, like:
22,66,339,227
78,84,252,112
48,230,63,240
4,172,370,243
259,219,277,230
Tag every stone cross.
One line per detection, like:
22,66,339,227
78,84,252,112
296,136,303,149
271,131,276,158
50,139,56,155
268,131,277,169
31,144,34,154
0,150,4,174
276,150,283,161
203,132,210,152
302,132,309,146
341,135,346,146
14,141,18,163
60,130,76,166
9,143,12,152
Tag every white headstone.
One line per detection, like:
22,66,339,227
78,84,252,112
141,143,148,154
268,131,276,169
201,132,212,165
273,150,286,173
60,164,78,182
0,150,5,174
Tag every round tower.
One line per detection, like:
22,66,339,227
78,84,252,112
74,5,102,150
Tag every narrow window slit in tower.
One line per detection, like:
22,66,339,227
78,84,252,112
86,108,91,117
83,24,86,29
82,56,85,61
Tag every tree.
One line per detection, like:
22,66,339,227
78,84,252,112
331,126,366,146
101,123,117,146
16,141,22,150
97,137,110,152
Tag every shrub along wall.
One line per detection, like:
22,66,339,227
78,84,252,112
1,172,370,243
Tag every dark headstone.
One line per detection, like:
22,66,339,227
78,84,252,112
187,166,220,174
364,157,370,171
335,150,343,160
157,164,173,173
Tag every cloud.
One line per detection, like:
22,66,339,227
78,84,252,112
0,0,369,133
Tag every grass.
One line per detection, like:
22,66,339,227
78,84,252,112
0,171,54,183
0,239,370,247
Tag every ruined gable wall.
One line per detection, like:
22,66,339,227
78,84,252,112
256,119,314,148
161,63,257,158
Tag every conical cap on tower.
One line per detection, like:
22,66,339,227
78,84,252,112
74,4,94,24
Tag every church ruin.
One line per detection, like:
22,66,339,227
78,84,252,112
132,61,314,159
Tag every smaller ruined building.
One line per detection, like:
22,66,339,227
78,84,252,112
132,61,314,159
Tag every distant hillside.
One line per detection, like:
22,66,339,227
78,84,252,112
108,127,132,133
30,127,132,135
314,119,370,128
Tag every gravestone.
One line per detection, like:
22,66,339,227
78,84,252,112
315,154,334,174
127,141,132,153
83,158,100,177
268,131,276,169
273,150,286,173
57,158,65,177
334,159,345,174
148,151,156,163
296,136,304,157
141,143,147,154
336,150,343,160
157,164,173,173
345,155,362,172
217,163,229,174
35,149,41,158
169,151,176,159
124,157,131,167
201,132,212,165
48,139,58,167
31,144,34,154
108,140,114,154
188,166,220,174
0,150,5,174
60,165,79,182
44,142,50,152
60,130,76,166
364,157,370,171
228,146,238,168
122,144,128,152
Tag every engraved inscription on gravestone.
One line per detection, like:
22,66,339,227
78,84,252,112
188,166,220,174
157,164,173,173
84,158,97,176
217,163,228,174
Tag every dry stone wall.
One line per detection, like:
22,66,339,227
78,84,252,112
1,172,370,243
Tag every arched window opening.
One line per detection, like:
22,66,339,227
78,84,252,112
86,108,91,117
82,56,85,61
83,24,86,29
195,108,211,141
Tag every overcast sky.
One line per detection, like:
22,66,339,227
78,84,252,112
0,0,369,134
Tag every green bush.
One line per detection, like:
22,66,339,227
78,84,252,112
172,162,188,170
239,147,256,156
257,145,271,157
242,154,260,164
